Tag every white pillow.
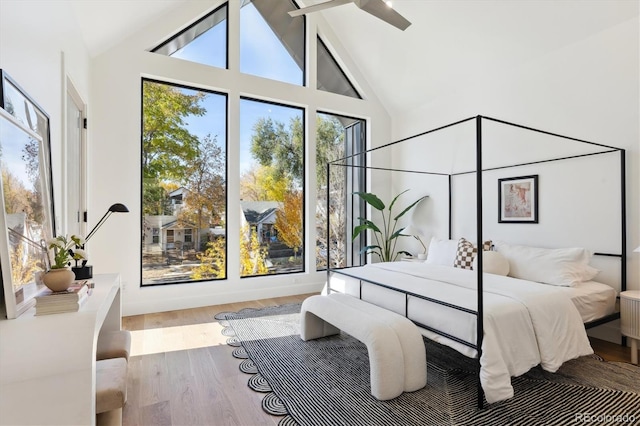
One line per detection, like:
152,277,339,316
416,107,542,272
472,251,510,276
493,241,599,287
426,238,458,267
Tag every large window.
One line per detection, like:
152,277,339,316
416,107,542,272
239,98,304,277
240,0,304,86
141,3,369,284
151,4,228,69
316,112,366,269
317,37,361,99
141,79,227,285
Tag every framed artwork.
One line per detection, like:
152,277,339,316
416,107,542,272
498,175,538,224
0,71,56,319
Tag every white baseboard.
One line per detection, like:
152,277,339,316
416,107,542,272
123,281,324,316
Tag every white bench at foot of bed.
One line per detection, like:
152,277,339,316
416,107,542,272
300,293,427,400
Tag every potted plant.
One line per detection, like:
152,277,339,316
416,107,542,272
353,190,428,262
43,235,87,292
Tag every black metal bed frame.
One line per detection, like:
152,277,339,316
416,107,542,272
326,115,627,409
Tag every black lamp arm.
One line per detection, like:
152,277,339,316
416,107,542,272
85,211,112,243
84,203,129,243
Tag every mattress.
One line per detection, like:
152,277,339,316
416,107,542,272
558,280,617,323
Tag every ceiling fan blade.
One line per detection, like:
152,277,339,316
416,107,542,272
356,0,411,30
288,0,354,17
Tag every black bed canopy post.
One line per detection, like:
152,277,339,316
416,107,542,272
327,161,332,293
620,149,627,347
475,115,485,409
448,175,453,239
620,149,627,293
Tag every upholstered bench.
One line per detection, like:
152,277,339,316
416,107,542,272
300,293,427,400
97,330,132,361
96,358,128,426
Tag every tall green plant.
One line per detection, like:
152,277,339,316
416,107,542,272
353,190,428,262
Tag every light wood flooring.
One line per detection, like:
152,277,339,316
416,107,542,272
121,293,638,426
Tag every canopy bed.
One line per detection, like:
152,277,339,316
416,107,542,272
325,115,626,407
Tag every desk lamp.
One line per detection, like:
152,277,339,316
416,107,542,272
72,203,129,280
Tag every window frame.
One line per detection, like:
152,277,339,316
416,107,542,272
315,111,367,270
239,96,306,278
151,3,229,69
140,77,229,286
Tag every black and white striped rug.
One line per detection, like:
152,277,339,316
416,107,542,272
216,303,640,426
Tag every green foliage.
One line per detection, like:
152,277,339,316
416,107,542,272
142,81,207,215
353,190,428,262
250,116,303,184
180,134,226,230
47,235,86,269
315,115,345,187
192,236,226,280
142,81,206,181
142,179,172,215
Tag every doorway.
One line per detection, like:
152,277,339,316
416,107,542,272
65,77,87,238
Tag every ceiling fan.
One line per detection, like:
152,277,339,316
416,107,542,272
288,0,411,31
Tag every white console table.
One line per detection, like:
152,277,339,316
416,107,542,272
0,274,121,426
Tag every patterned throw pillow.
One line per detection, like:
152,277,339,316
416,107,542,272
454,238,493,270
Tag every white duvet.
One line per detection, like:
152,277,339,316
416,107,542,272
330,262,594,403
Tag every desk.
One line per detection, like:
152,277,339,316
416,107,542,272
0,274,121,425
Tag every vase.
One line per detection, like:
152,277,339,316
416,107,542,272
42,268,75,292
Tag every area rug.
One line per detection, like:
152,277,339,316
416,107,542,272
216,303,640,426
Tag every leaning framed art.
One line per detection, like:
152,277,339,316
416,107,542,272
0,108,55,318
498,175,538,224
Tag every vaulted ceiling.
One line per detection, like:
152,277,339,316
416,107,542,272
71,0,638,117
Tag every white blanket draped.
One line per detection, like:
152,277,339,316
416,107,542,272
331,262,593,403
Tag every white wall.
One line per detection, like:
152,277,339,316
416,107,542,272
391,15,640,341
0,1,92,237
88,1,392,315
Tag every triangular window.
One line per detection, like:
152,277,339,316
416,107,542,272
151,4,228,69
317,37,361,99
240,0,304,86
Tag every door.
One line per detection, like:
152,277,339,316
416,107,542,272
66,78,87,238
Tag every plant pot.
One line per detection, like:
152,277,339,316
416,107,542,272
42,268,75,292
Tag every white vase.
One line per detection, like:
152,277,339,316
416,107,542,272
42,268,75,292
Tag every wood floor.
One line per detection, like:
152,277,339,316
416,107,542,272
121,293,638,426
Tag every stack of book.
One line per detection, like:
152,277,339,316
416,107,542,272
35,281,91,315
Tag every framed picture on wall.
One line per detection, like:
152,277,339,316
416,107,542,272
498,175,538,224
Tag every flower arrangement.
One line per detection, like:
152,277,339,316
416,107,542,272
47,234,87,270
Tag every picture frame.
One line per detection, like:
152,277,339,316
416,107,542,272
498,175,538,224
0,71,56,319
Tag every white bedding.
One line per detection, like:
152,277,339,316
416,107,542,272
557,280,617,323
329,262,596,403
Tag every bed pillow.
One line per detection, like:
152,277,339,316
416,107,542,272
493,241,598,287
472,251,510,276
454,238,493,270
453,238,476,270
426,238,458,267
